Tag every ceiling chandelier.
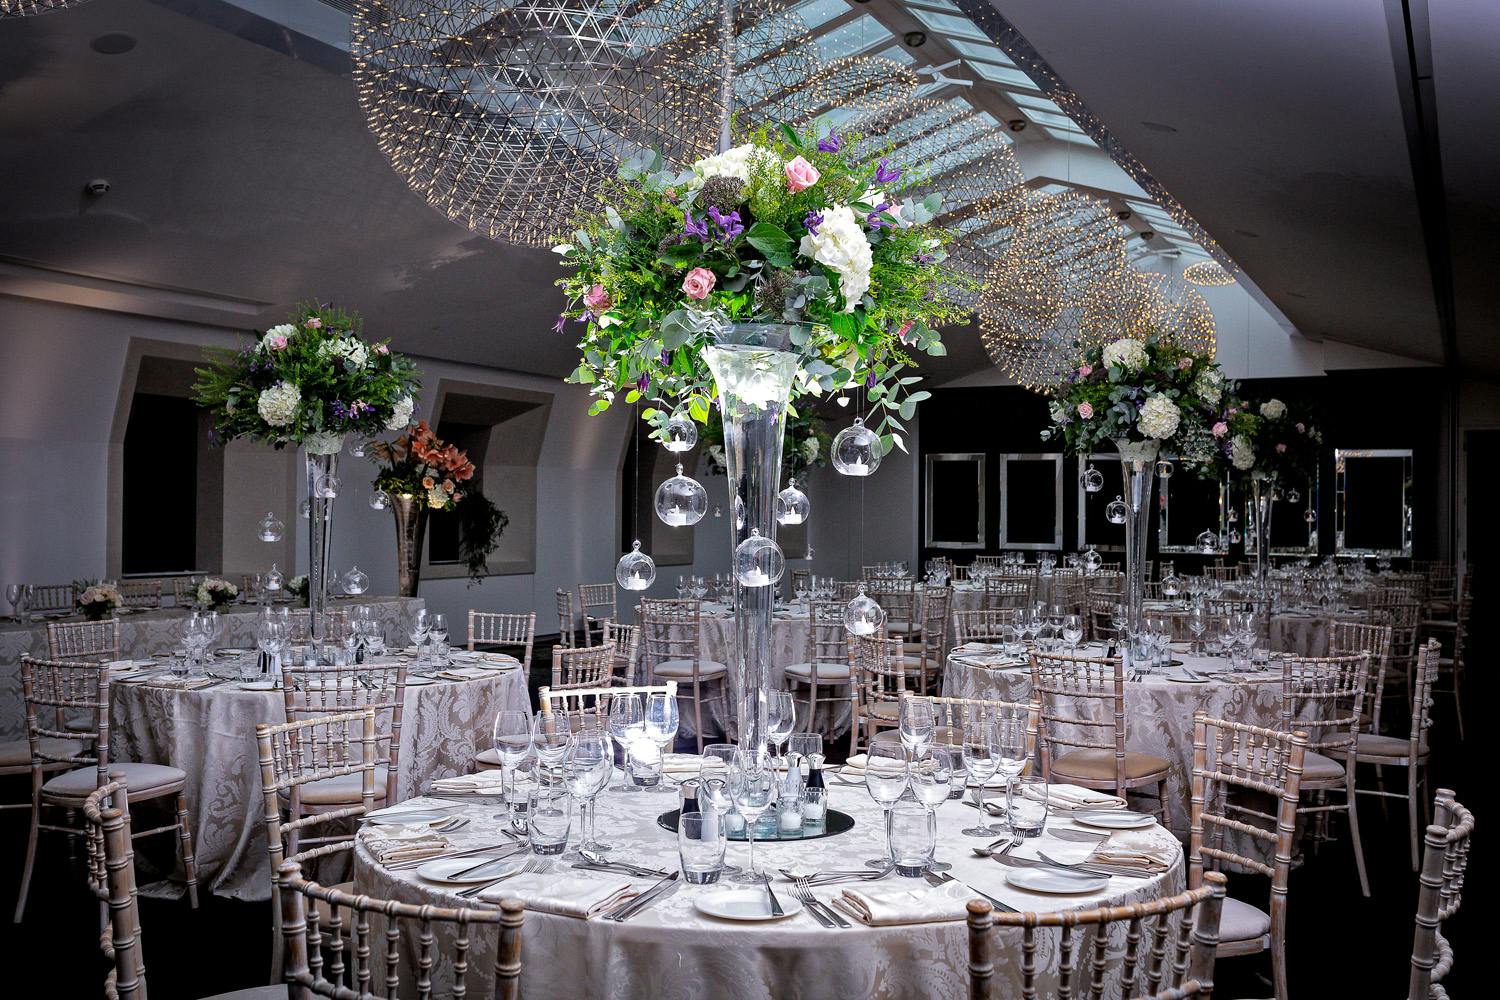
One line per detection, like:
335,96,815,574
1081,268,1217,357
0,0,90,15
1182,259,1236,287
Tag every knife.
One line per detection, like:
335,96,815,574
923,870,1018,913
604,872,681,922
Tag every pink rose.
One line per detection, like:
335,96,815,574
664,188,677,201
896,320,915,345
375,343,389,355
682,267,716,300
784,155,820,193
1212,421,1228,438
266,334,288,350
1077,402,1094,420
1295,422,1306,433
304,317,322,329
583,283,610,313
1078,364,1092,377
1275,443,1287,453
1178,357,1193,369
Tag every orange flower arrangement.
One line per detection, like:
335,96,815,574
369,420,475,511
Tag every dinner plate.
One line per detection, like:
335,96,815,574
116,673,157,684
108,659,158,672
365,807,453,826
239,680,278,690
694,888,804,921
1071,809,1155,830
216,648,254,656
402,675,438,686
1004,867,1109,894
417,856,523,885
1167,675,1210,684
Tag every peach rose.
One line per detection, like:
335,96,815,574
784,155,820,193
682,267,716,300
1212,421,1228,438
422,476,435,489
1077,402,1094,419
583,283,610,313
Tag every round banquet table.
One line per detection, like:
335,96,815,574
353,778,1184,1000
111,651,529,900
943,644,1288,838
1138,601,1367,658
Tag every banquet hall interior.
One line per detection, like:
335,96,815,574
0,0,1489,997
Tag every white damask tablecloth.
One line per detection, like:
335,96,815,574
353,778,1183,1000
943,649,1288,837
112,655,528,900
0,596,424,741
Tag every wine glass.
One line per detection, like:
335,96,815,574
6,584,23,620
766,690,795,765
429,613,449,665
644,691,679,792
254,617,281,683
676,575,687,599
409,612,431,666
1061,614,1084,655
909,751,954,871
1188,605,1208,655
898,696,935,761
532,711,573,776
699,744,746,879
728,748,777,879
961,711,1003,837
862,743,909,868
490,709,533,819
608,694,646,792
992,712,1029,835
562,731,614,858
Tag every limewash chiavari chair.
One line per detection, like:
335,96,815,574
782,599,849,734
277,855,524,1000
577,581,618,647
640,598,726,753
866,576,918,640
949,564,970,584
967,871,1228,1000
787,568,811,602
1364,598,1420,716
257,709,379,981
847,634,907,756
83,780,288,1000
983,576,1035,611
951,609,1013,648
1189,712,1308,1000
1029,651,1170,819
170,578,197,607
467,610,536,672
537,681,678,736
1355,639,1440,870
118,579,163,609
1279,652,1372,897
603,620,641,685
1407,788,1473,1000
1327,619,1393,734
901,585,950,695
971,555,1003,571
874,690,1037,755
1429,591,1469,741
555,588,576,648
46,617,121,660
15,655,199,922
551,641,616,692
281,659,407,804
30,582,76,613
1087,594,1119,643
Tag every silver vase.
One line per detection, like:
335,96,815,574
1114,438,1161,636
702,324,802,758
390,493,428,598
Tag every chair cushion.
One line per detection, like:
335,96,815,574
43,761,186,800
1216,897,1271,944
296,766,390,805
652,659,729,680
1301,751,1346,783
1357,734,1426,758
1050,749,1170,783
885,621,916,634
783,661,851,682
206,988,289,1000
863,701,901,722
0,738,88,769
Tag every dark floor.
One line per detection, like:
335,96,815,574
2,631,1481,998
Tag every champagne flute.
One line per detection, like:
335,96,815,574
491,709,533,819
862,742,909,868
728,748,777,879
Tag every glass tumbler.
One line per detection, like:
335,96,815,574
886,798,936,877
527,784,572,855
677,811,726,884
1008,776,1049,838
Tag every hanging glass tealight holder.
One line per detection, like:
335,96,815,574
1227,508,1239,523
369,488,391,511
1079,464,1104,493
1155,459,1175,479
1105,496,1128,524
1084,548,1102,572
775,477,810,526
349,439,367,458
257,510,285,542
1229,528,1242,545
1304,508,1317,524
734,529,784,588
299,499,311,520
832,418,881,476
314,473,341,499
663,411,698,453
1161,573,1182,598
1196,529,1218,553
265,563,285,591
1287,489,1302,504
616,540,656,591
341,565,369,596
654,464,707,527
843,584,886,636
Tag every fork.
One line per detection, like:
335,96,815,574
457,856,548,898
792,878,850,927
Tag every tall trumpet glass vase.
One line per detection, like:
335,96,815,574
1251,477,1275,595
1114,438,1161,636
702,325,801,757
390,493,428,598
304,441,341,643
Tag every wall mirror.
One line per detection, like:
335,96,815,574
1157,462,1228,554
1242,472,1320,556
1077,456,1126,551
924,453,985,549
1334,449,1413,556
1000,453,1063,550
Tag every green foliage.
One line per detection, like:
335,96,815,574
454,491,510,586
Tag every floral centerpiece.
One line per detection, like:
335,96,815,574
555,122,971,754
1041,331,1226,631
77,583,123,622
195,578,238,611
285,575,310,607
192,303,421,640
701,407,830,479
369,421,506,592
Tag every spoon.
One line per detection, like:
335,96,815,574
970,835,1019,859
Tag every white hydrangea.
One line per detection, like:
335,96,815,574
319,336,369,370
802,436,820,463
1102,338,1148,371
256,380,301,427
1259,398,1287,419
1137,393,1182,439
385,394,414,430
797,205,872,312
260,324,296,350
303,431,344,455
1195,369,1223,406
1231,434,1256,470
688,143,767,188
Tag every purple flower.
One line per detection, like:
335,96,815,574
914,251,936,265
875,158,901,184
706,205,744,241
864,370,877,389
659,349,671,365
817,132,842,154
636,374,650,394
553,314,566,334
684,213,710,240
866,202,894,229
803,210,824,235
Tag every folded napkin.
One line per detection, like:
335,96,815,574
1090,829,1176,874
437,666,491,681
106,659,157,673
841,753,869,774
363,825,449,864
432,770,508,794
953,642,1008,654
661,753,705,776
147,675,218,690
1027,783,1126,810
480,876,635,919
831,880,972,926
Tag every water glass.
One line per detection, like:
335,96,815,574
678,811,726,884
1008,776,1048,837
886,799,936,877
527,784,571,855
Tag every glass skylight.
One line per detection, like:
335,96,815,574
789,0,851,33
816,14,892,61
